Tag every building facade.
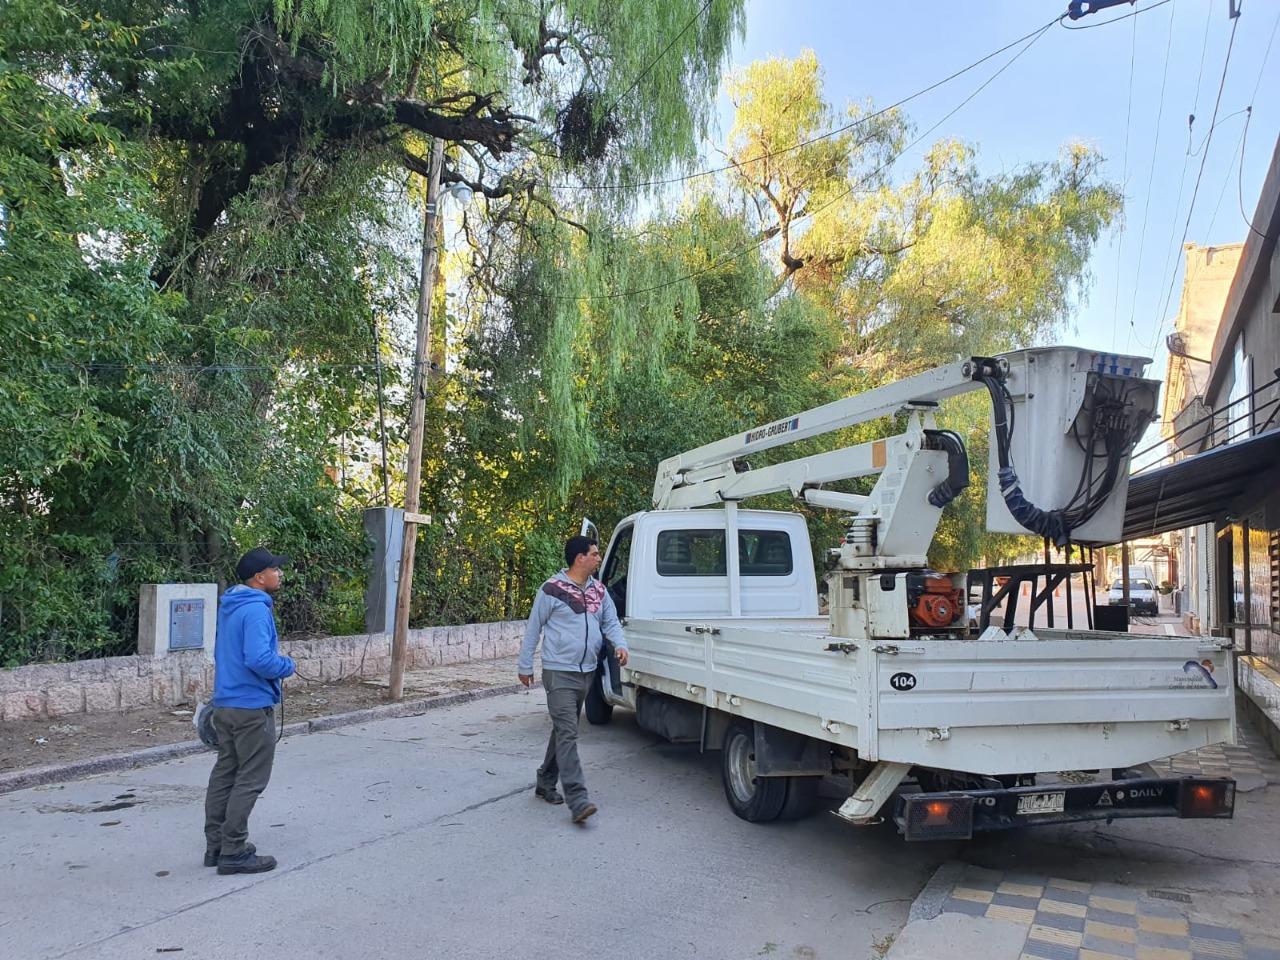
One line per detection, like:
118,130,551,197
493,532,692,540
1160,135,1280,745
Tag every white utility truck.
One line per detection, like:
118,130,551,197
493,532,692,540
584,346,1236,840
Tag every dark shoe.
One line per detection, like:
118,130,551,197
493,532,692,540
216,851,277,875
204,842,254,868
535,786,564,805
571,803,598,824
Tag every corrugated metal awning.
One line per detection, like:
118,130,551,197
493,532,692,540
1114,429,1280,543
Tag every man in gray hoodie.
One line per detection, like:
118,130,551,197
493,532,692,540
519,535,628,823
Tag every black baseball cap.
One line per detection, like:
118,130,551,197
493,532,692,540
236,547,290,582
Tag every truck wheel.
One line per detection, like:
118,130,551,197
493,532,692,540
721,721,787,822
777,776,821,821
584,666,613,725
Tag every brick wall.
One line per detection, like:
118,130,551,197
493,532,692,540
0,621,526,722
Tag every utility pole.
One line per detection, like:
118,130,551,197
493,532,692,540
389,137,444,701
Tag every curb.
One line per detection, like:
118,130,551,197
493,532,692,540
0,681,536,796
906,860,967,922
886,861,1027,960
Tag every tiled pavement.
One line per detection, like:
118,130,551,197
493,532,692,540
929,720,1280,960
941,866,1280,960
1149,721,1280,786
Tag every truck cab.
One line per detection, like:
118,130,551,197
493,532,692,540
601,510,819,621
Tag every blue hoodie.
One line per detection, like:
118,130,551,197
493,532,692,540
211,586,296,709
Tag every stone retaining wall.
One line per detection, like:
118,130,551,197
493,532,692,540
0,621,525,722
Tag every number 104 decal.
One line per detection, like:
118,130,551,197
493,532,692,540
889,672,917,691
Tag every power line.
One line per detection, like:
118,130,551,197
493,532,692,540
547,14,1061,194
1185,106,1249,157
1237,5,1280,241
1058,0,1174,30
1205,123,1248,237
1112,12,1138,352
542,21,1054,304
606,0,714,115
1150,11,1241,348
1237,107,1274,242
1247,3,1280,104
1190,0,1215,122
1141,0,1208,353
1123,0,1176,355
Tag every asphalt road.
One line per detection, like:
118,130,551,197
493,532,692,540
0,690,959,960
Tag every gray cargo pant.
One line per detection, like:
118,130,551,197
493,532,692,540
204,706,276,857
537,669,593,813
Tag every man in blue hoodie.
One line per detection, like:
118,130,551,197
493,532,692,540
519,535,628,824
203,547,296,875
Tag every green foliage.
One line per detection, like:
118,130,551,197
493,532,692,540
0,0,745,663
720,52,1120,567
1,13,1118,667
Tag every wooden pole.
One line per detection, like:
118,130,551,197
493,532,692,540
389,138,444,701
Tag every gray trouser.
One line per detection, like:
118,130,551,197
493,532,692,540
204,706,276,857
537,669,593,812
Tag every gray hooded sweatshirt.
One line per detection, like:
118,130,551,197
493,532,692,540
519,571,627,674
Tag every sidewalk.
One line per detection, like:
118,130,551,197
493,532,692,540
896,862,1280,960
888,717,1280,960
0,656,531,791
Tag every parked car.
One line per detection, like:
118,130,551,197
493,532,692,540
1109,577,1159,616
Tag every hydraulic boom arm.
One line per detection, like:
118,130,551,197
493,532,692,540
652,348,1159,554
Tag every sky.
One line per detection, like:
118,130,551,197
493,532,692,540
709,0,1279,390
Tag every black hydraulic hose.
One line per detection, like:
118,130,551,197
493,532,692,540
979,374,1070,545
924,429,970,507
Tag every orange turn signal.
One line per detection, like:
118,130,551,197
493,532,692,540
1178,779,1234,818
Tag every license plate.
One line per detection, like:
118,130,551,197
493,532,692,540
1016,791,1066,815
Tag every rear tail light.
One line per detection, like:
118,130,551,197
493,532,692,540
1178,778,1235,819
902,795,974,841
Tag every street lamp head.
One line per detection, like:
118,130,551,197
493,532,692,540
445,182,474,205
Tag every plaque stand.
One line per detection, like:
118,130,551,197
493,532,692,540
138,583,219,661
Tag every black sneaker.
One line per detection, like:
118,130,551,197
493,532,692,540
571,803,598,824
204,842,255,868
216,851,277,875
534,786,564,805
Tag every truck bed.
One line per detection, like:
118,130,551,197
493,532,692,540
621,618,1236,775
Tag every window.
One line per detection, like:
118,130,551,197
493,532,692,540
1232,522,1246,623
656,529,726,577
655,529,793,578
1248,523,1269,626
738,530,793,576
601,525,633,617
1227,337,1252,444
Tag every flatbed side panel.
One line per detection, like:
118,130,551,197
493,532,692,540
624,619,864,749
873,638,1235,774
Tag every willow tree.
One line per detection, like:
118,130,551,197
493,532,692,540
421,196,852,622
720,51,1122,568
0,0,745,660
